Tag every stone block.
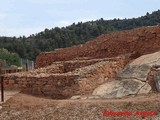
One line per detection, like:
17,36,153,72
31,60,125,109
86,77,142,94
154,71,160,92
9,80,15,84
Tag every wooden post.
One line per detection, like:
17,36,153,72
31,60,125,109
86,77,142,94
0,61,4,102
26,63,28,71
1,75,4,102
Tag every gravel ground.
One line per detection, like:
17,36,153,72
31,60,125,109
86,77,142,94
0,93,160,120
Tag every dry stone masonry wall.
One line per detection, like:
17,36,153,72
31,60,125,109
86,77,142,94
2,55,130,98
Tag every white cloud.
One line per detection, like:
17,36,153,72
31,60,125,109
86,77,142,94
0,13,7,20
57,20,72,27
56,17,101,27
0,0,159,37
0,27,46,37
0,17,100,37
22,0,88,5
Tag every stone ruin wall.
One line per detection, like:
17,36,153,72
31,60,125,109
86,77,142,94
36,25,160,68
2,55,130,99
2,25,160,99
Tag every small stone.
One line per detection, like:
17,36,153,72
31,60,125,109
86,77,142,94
88,96,95,99
70,95,81,100
9,80,15,84
80,96,88,100
154,71,160,92
138,83,151,94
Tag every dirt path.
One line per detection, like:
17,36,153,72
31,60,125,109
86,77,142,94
0,90,20,109
3,92,160,106
0,93,160,120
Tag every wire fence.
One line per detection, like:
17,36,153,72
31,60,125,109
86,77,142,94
0,59,34,74
20,59,34,71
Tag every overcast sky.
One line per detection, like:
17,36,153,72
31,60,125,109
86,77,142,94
0,0,159,37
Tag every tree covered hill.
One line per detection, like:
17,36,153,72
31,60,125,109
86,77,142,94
0,10,160,60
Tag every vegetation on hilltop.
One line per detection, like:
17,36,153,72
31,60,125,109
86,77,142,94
0,48,20,67
0,10,160,60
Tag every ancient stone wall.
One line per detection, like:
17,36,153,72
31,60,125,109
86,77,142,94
36,25,160,68
4,25,160,99
2,55,130,98
77,57,128,95
3,74,79,99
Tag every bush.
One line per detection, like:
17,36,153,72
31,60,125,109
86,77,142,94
0,48,21,67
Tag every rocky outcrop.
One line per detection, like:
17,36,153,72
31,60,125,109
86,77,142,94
36,25,160,68
153,69,160,92
93,51,160,98
116,64,151,81
92,79,151,98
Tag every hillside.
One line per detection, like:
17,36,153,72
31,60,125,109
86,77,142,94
36,25,160,68
1,25,160,120
3,25,160,98
0,10,160,60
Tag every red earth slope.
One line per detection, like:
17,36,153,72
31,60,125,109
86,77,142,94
36,25,160,68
